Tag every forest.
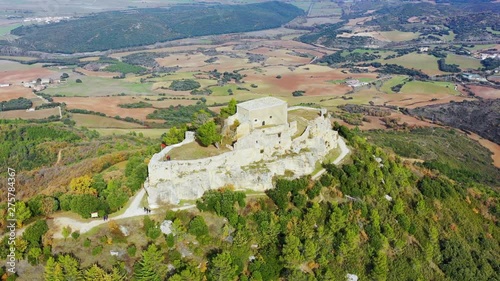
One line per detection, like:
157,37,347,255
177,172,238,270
8,1,303,53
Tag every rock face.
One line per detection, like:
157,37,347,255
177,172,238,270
146,108,339,206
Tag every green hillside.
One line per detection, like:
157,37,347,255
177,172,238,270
9,1,303,53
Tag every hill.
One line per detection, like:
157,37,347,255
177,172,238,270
408,99,500,145
8,1,303,53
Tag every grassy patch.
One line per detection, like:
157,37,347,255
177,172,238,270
382,53,443,75
400,80,458,95
378,31,420,41
380,76,408,94
446,54,482,70
42,76,154,97
168,141,230,160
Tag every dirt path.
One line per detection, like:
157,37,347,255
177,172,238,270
55,149,64,165
312,136,350,180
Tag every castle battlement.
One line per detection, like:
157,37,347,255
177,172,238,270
145,98,338,207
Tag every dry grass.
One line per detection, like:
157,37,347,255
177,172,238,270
168,141,230,160
0,107,59,119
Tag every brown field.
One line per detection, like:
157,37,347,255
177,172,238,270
53,96,198,121
240,65,376,97
0,86,36,101
75,67,122,78
467,133,500,168
0,107,59,119
0,66,57,84
468,85,500,99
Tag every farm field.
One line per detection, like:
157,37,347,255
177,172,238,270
468,85,500,99
42,75,154,97
445,54,482,70
400,81,459,96
54,96,198,121
72,114,146,129
382,53,444,75
380,76,408,94
0,107,59,119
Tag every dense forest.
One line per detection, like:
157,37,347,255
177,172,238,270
8,2,303,53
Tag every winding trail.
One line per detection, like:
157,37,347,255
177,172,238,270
50,138,350,238
312,136,350,181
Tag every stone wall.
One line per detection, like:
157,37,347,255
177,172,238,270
145,112,338,207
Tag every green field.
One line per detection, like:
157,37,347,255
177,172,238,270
465,44,497,51
378,31,421,42
0,23,21,38
400,80,458,95
72,114,145,128
446,54,482,70
380,76,408,94
382,53,443,75
42,76,154,97
486,27,500,35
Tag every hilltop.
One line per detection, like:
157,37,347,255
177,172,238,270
7,1,303,53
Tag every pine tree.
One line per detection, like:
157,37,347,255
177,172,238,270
84,264,113,281
207,251,238,281
372,251,388,281
58,254,80,280
134,244,168,281
281,234,302,269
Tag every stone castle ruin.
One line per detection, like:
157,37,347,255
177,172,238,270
145,97,339,207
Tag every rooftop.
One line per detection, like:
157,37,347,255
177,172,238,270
237,97,287,111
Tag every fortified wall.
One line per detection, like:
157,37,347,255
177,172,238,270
145,98,339,207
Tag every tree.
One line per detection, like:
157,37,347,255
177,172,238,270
220,98,237,118
14,201,32,227
84,264,113,281
61,73,69,79
62,226,72,240
23,220,48,244
70,194,107,218
163,126,187,145
188,216,209,238
134,244,168,281
40,196,58,216
192,110,211,129
58,254,81,280
76,79,83,83
44,257,59,281
281,234,302,268
69,175,97,195
207,251,239,281
28,247,42,264
196,120,221,147
372,251,388,281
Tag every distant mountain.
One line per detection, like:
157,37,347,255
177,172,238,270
8,1,303,53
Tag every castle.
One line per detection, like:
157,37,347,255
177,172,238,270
145,97,339,207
